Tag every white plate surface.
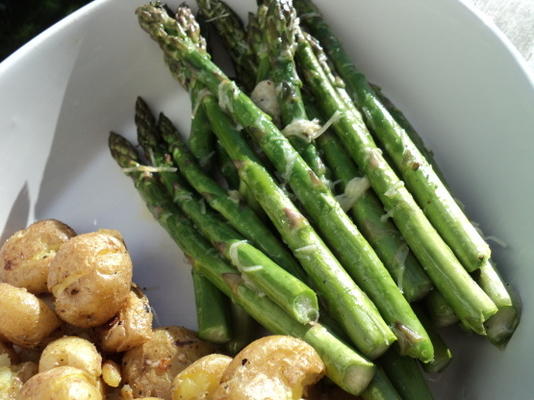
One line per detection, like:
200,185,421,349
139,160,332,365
0,0,532,398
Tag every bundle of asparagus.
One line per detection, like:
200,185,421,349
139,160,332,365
108,0,520,397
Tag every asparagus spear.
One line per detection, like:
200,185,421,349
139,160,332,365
158,112,305,281
295,0,491,274
373,86,521,345
369,85,520,344
137,100,318,325
202,0,331,185
361,368,402,400
135,95,233,344
216,141,240,189
316,126,432,303
426,291,459,327
196,0,256,91
108,132,375,395
294,29,497,335
135,2,433,362
137,3,399,358
225,302,258,355
191,268,232,343
201,90,395,359
413,305,453,373
380,349,434,400
187,88,216,169
161,156,320,325
257,0,330,185
478,262,520,345
370,84,446,181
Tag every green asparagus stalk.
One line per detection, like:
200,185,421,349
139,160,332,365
203,0,330,185
369,85,520,344
426,291,459,327
369,84,446,181
135,94,233,344
413,304,453,373
191,268,232,343
196,0,256,91
163,166,320,325
201,89,395,359
136,100,318,325
294,29,497,335
258,0,330,186
478,262,520,345
380,349,433,400
295,0,491,274
315,126,432,303
158,112,305,281
187,89,216,169
108,132,375,395
225,301,258,355
247,5,270,83
216,141,240,189
361,368,402,400
135,3,433,362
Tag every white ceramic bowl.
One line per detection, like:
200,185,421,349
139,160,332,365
0,0,532,398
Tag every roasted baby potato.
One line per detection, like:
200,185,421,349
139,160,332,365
213,336,325,400
18,365,102,400
122,327,215,400
171,354,232,400
98,286,153,352
0,283,61,347
48,230,132,327
39,336,102,378
0,219,76,294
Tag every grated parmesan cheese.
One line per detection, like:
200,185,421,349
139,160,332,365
191,88,212,118
251,80,280,120
281,118,321,142
384,180,405,198
122,165,177,174
335,176,370,211
218,80,239,113
228,190,241,204
295,245,319,253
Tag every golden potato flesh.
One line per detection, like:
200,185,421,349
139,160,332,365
39,336,102,378
0,349,36,400
0,219,75,294
0,341,18,367
18,366,102,400
0,283,61,347
213,335,325,400
171,354,231,400
48,230,132,327
98,286,153,352
102,359,121,388
122,327,216,400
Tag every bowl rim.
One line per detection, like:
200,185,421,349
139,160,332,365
0,0,532,87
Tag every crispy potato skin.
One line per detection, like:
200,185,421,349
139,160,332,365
39,336,102,377
171,354,232,400
213,335,325,400
98,286,153,352
48,231,132,327
18,366,102,400
0,220,76,294
122,327,216,400
0,283,61,347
